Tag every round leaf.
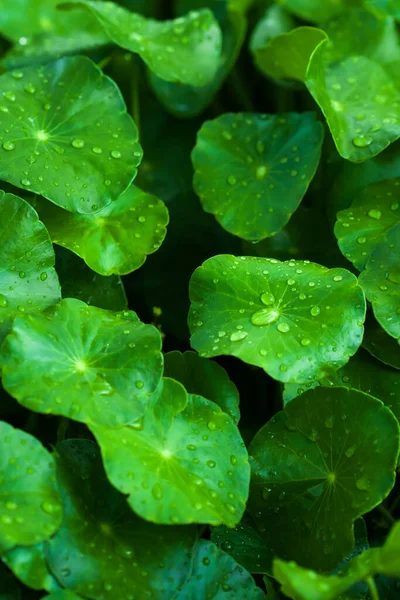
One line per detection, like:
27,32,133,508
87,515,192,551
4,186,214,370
63,0,222,86
33,186,169,276
0,422,62,554
335,179,400,271
359,224,400,342
42,593,83,600
0,191,60,343
47,439,197,600
3,543,60,592
192,112,323,242
175,540,266,599
279,0,345,23
306,43,400,162
90,378,250,526
254,27,327,83
189,255,366,383
247,387,399,570
0,298,163,427
164,350,240,422
363,314,400,370
0,56,142,213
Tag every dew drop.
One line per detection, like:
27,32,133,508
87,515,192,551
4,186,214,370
367,208,382,220
310,306,320,317
227,175,237,186
357,236,367,245
230,330,248,341
277,322,290,333
2,141,15,151
71,139,85,149
111,150,121,159
151,483,163,500
92,146,102,154
260,292,275,306
352,136,373,148
0,294,8,308
251,308,279,326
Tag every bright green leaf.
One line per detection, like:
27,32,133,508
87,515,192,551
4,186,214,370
249,5,295,55
55,248,127,311
363,314,400,370
306,43,400,162
247,387,399,570
47,439,197,599
365,0,400,19
0,191,60,343
254,27,327,83
211,511,273,574
3,542,60,592
175,539,266,599
0,422,62,554
0,298,163,427
0,56,141,213
189,255,366,383
164,350,240,422
335,179,400,270
33,186,168,276
359,224,400,341
192,113,323,241
63,0,222,86
42,592,83,600
279,0,345,23
90,378,249,526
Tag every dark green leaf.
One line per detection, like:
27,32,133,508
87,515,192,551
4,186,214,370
3,542,60,592
279,0,346,23
363,314,400,370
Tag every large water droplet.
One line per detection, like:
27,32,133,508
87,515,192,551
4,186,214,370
367,208,381,220
0,294,8,307
251,308,279,326
352,136,372,148
230,330,248,341
2,141,15,151
310,306,320,317
260,292,275,306
277,322,290,333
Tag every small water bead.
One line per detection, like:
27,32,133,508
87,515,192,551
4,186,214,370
256,165,268,180
352,135,373,148
21,178,31,186
151,484,163,500
137,216,146,223
207,421,217,431
355,477,371,491
92,146,102,154
260,292,275,306
207,460,216,468
277,322,290,333
301,338,311,346
333,275,342,282
287,278,295,286
256,140,265,154
367,208,382,220
230,330,248,341
251,308,279,326
222,131,232,141
280,364,287,372
0,294,8,307
71,139,85,149
357,236,366,244
24,83,36,94
310,306,320,316
2,141,15,151
135,380,144,389
111,150,121,159
227,175,237,185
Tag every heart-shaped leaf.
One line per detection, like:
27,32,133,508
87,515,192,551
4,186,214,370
335,179,400,270
33,186,169,275
0,298,163,427
55,248,127,311
0,422,62,554
164,350,240,422
90,378,250,526
189,255,366,383
192,112,323,241
363,314,400,370
359,224,400,342
306,43,400,162
247,387,399,570
254,27,327,83
0,191,60,343
47,439,197,599
63,0,222,86
0,56,141,213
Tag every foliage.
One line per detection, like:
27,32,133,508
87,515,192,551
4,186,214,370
0,1,400,599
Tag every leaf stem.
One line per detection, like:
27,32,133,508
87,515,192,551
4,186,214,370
377,503,395,525
366,577,380,600
57,417,69,443
131,58,141,139
228,65,255,112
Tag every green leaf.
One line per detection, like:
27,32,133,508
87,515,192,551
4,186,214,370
335,179,400,271
192,112,323,242
0,191,60,343
363,314,400,370
33,186,168,276
55,248,127,311
365,0,400,20
249,5,295,55
211,511,274,574
42,592,83,600
47,439,197,599
247,387,400,570
359,224,400,342
0,422,62,554
0,56,141,213
283,348,400,423
254,27,327,83
164,350,240,423
90,378,250,526
0,298,163,427
3,543,60,592
149,8,246,118
279,0,346,23
306,43,400,162
63,0,222,86
189,255,366,383
174,539,266,599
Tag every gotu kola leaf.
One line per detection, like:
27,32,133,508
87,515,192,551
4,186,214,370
3,541,61,592
247,387,400,571
363,313,400,370
188,255,366,383
0,421,62,554
192,112,324,242
32,185,169,276
163,350,240,423
47,438,197,600
0,191,60,343
334,178,400,271
90,378,250,527
0,56,141,213
279,0,345,23
0,298,163,427
62,0,222,86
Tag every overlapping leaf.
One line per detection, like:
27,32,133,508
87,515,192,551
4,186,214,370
247,387,399,571
279,0,345,23
0,298,163,427
363,314,400,370
192,113,323,241
0,422,62,554
189,255,366,383
3,543,60,592
91,378,249,526
0,192,60,343
0,56,141,212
